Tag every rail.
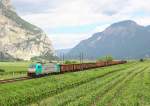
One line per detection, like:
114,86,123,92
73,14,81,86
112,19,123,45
0,77,32,84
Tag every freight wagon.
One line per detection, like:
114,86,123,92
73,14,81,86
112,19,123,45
27,61,127,77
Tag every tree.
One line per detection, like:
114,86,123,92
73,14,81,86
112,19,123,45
106,55,113,61
97,55,114,62
64,60,78,64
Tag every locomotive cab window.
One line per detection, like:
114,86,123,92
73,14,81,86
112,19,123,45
38,65,42,69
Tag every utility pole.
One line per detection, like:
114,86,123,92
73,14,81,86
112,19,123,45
59,53,62,63
58,53,62,63
79,53,82,64
79,53,82,70
60,53,64,64
62,53,65,64
79,52,84,70
82,52,84,63
79,52,84,63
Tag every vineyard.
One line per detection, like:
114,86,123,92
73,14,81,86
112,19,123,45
0,61,150,106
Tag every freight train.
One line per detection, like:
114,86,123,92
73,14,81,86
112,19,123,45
27,61,127,77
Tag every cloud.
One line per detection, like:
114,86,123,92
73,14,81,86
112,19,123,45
14,0,150,28
49,33,92,49
12,0,64,14
11,0,150,49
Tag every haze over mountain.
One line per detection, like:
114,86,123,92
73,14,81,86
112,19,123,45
68,20,150,59
0,0,54,61
55,48,71,58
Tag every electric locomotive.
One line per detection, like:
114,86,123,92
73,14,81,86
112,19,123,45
27,63,60,77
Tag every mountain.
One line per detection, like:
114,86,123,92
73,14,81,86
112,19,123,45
146,25,150,32
68,20,150,59
0,51,15,61
0,0,54,61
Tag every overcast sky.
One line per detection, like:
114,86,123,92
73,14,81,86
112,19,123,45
11,0,150,49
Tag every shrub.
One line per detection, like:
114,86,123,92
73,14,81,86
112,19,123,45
97,55,114,62
0,69,5,72
140,59,144,62
64,60,78,64
64,60,72,64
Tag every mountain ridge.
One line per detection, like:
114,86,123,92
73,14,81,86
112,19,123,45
68,20,150,59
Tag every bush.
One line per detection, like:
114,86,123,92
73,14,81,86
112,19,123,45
0,69,5,72
64,60,78,64
140,59,144,62
97,55,114,62
64,60,71,64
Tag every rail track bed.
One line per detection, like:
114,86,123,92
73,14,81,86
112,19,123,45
0,77,32,84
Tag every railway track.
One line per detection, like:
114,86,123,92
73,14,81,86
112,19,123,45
0,61,127,84
0,77,32,84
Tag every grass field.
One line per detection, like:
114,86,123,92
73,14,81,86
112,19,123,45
0,62,31,79
0,61,150,106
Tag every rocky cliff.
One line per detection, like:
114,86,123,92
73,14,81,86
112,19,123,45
0,0,54,60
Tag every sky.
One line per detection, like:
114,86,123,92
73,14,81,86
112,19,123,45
11,0,150,49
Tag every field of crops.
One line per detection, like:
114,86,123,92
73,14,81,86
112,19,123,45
0,61,150,106
0,62,31,79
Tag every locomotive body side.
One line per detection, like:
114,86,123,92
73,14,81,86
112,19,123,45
27,63,60,77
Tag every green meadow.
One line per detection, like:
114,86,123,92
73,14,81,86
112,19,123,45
0,62,31,79
0,61,150,106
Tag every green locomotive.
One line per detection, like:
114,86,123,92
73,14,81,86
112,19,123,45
27,63,60,77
